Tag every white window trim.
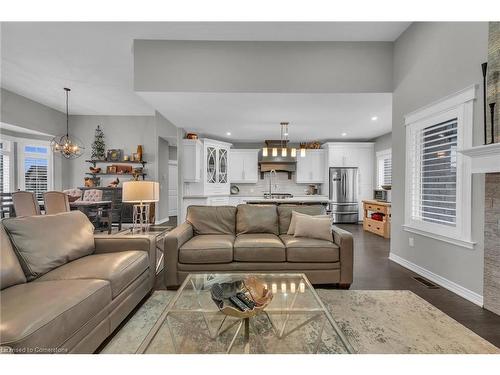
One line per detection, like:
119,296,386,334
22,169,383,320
403,85,476,249
376,148,392,189
16,138,54,192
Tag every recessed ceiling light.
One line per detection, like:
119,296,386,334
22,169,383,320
371,116,378,121
226,132,231,136
341,132,347,137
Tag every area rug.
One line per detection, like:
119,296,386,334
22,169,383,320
101,290,499,354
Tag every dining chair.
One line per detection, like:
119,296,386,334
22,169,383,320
82,189,103,202
63,188,82,202
43,191,70,214
12,191,41,217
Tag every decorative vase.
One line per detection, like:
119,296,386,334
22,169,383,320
136,145,143,161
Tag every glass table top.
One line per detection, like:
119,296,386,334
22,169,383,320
137,273,354,354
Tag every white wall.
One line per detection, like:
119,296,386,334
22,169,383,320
391,22,488,298
134,40,393,93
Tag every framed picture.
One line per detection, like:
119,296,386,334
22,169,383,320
107,149,122,162
106,165,117,174
132,153,141,161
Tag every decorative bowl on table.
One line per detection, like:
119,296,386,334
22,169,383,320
211,276,273,318
381,185,392,190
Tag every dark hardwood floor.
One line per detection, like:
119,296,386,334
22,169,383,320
154,223,500,348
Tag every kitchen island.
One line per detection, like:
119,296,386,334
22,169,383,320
243,196,331,205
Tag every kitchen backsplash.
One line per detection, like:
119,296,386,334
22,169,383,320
231,171,325,196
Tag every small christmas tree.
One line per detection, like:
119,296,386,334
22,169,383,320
91,125,106,160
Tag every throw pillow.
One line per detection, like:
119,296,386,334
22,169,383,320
293,215,333,242
287,211,330,235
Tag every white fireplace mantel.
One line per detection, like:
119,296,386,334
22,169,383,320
459,143,500,174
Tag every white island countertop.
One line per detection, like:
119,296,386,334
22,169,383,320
242,196,331,204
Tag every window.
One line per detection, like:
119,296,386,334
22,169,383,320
0,140,14,193
17,141,53,200
376,149,392,188
404,86,475,249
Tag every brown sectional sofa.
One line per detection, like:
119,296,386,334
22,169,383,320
0,211,156,354
165,204,353,289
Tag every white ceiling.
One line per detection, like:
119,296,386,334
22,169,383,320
138,92,392,142
1,22,409,116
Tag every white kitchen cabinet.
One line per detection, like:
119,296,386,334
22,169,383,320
296,149,325,183
229,149,259,183
182,139,202,182
183,138,232,197
322,142,374,221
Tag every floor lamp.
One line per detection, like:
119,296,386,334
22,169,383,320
122,181,159,231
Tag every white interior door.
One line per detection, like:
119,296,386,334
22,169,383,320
168,161,178,216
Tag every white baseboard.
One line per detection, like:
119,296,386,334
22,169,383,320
389,252,483,307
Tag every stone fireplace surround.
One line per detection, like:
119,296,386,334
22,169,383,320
461,142,500,315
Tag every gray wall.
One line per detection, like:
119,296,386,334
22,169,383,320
1,88,182,222
157,136,169,221
155,111,181,222
134,40,393,93
65,115,157,189
373,132,392,153
1,89,66,136
168,146,177,161
391,22,488,296
1,89,68,190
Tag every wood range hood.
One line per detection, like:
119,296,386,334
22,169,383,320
258,140,296,179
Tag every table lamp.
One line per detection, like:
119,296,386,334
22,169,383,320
122,181,159,231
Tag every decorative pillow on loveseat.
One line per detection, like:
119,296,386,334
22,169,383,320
287,211,330,235
293,214,333,242
2,211,95,280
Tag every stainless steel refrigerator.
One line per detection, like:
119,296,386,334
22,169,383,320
329,167,359,223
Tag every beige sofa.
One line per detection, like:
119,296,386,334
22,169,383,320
165,204,353,289
0,211,156,354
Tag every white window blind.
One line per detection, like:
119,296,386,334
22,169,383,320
377,151,392,188
19,144,51,200
0,141,12,193
409,118,458,227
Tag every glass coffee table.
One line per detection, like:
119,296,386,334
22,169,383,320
137,273,354,354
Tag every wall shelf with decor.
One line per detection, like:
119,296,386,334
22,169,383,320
85,158,148,183
85,172,147,179
85,160,147,167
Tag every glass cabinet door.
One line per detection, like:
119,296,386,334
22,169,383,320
206,146,216,183
218,148,228,183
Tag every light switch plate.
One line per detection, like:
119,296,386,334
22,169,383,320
409,237,415,247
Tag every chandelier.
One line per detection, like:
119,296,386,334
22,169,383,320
262,122,305,158
51,88,85,159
